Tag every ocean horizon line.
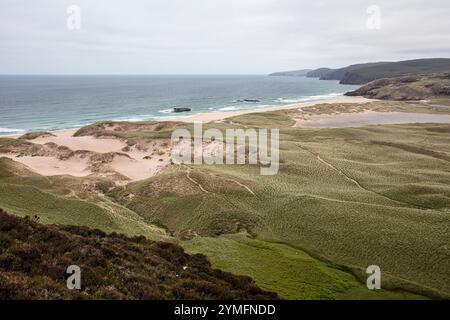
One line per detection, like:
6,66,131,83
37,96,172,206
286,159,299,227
0,73,275,77
0,75,357,135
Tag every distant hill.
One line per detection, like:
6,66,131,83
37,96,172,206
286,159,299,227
306,68,332,78
0,209,277,299
341,58,450,84
275,58,450,85
320,62,390,81
345,72,450,100
269,69,311,77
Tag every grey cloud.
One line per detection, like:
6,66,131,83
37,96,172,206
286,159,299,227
0,0,449,74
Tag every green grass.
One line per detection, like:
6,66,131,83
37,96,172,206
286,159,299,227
0,158,168,241
183,233,428,300
1,102,450,299
108,113,450,299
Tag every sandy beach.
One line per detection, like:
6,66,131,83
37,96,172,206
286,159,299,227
177,96,373,123
0,96,372,180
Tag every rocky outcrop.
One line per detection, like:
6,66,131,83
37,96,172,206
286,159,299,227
345,73,450,100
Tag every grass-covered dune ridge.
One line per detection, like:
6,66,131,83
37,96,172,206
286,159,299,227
1,100,449,299
109,119,450,298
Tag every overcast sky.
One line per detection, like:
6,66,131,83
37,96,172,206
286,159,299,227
1,0,449,74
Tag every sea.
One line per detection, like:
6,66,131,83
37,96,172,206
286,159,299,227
0,75,359,135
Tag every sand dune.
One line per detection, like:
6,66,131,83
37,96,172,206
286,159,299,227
1,96,373,180
0,154,91,177
30,129,127,153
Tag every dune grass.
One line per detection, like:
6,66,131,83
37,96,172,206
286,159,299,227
1,101,449,299
183,233,428,300
0,158,168,241
109,110,450,299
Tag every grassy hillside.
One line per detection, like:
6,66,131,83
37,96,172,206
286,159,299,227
0,209,276,299
183,233,427,300
106,105,450,299
1,101,449,299
0,157,168,241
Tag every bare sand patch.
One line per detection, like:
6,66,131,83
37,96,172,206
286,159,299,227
0,154,91,177
29,129,127,153
109,149,171,181
295,110,450,128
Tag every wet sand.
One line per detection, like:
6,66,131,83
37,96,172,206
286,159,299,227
295,111,450,128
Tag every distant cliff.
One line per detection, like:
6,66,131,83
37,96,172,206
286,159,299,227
272,58,450,85
340,59,450,84
305,68,332,78
318,62,390,81
269,69,311,77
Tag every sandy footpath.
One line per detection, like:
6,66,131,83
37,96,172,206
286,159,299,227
0,96,372,180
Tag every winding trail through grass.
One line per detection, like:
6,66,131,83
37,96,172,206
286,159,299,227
224,177,256,196
297,144,430,210
210,173,256,196
185,167,210,193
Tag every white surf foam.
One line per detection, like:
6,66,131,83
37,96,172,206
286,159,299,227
0,127,26,135
158,108,173,114
275,92,343,103
219,106,241,111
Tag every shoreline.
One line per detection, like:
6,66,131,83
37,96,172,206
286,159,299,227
2,96,374,138
0,95,374,180
3,95,450,181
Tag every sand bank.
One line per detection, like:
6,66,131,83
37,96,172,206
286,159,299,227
295,110,450,128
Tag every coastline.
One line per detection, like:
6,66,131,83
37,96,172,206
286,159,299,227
0,95,374,180
2,96,373,138
177,96,373,123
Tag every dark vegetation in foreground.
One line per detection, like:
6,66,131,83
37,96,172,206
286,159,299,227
0,209,276,300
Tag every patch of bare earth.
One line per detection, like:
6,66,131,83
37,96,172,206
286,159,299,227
0,130,172,182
